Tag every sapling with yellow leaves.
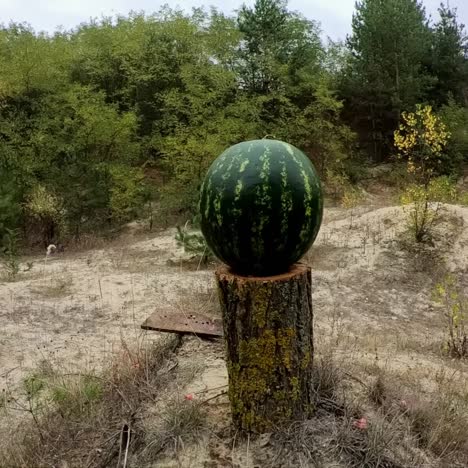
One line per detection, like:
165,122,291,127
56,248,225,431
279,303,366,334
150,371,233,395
394,105,451,186
394,105,453,242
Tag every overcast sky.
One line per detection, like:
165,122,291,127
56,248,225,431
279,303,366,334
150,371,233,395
0,0,466,40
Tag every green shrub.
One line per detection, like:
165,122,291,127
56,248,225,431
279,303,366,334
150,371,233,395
24,184,66,246
0,228,20,281
432,275,467,359
0,171,22,248
400,177,458,243
175,224,213,264
439,97,468,173
50,375,103,417
108,165,150,224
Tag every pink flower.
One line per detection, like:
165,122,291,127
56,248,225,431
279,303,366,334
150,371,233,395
353,417,368,430
184,394,194,401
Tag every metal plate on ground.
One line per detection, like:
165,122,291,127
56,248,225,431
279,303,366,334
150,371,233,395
141,312,223,338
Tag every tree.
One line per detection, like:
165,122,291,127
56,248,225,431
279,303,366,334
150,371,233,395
0,3,392,247
394,105,452,242
236,0,322,96
157,59,259,215
0,23,69,97
394,105,451,185
344,0,433,160
430,3,468,107
439,97,468,169
0,171,22,244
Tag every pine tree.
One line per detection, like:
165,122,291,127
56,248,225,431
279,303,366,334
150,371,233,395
430,3,468,107
344,0,433,160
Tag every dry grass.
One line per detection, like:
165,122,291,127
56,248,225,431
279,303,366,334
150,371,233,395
173,285,220,319
2,304,468,467
29,273,74,298
0,334,208,468
2,194,468,467
137,395,206,463
247,352,468,468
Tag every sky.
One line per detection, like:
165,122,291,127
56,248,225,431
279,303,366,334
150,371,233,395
0,0,466,40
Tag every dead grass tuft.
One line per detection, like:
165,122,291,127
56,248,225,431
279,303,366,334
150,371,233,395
138,396,206,462
333,409,422,468
404,389,468,462
253,352,468,468
29,273,74,298
0,334,205,468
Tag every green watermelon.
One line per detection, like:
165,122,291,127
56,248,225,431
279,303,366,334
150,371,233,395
199,139,323,276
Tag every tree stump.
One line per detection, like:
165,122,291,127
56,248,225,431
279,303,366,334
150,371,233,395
216,263,314,433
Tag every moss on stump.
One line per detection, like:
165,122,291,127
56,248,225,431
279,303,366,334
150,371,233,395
216,263,314,433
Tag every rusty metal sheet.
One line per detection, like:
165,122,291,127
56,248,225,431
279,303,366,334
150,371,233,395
141,312,223,338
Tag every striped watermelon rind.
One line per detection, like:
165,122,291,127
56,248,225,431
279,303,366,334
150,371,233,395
199,139,323,276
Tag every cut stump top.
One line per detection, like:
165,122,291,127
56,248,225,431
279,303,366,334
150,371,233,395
215,262,310,283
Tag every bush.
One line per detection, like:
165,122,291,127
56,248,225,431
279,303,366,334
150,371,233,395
324,169,364,207
108,165,150,224
24,184,66,247
0,228,20,281
175,224,213,265
394,105,451,185
439,97,468,172
0,336,187,467
0,171,22,249
432,275,468,359
400,176,457,243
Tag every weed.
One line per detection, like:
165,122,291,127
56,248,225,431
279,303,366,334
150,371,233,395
406,392,468,461
0,228,20,281
400,177,457,243
141,395,206,460
334,409,419,468
175,223,213,265
312,354,343,407
50,374,103,417
30,273,73,298
368,374,387,407
432,275,468,359
341,186,365,209
0,335,187,468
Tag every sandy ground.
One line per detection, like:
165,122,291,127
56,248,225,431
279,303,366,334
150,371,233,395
1,202,468,385
0,226,215,391
1,201,468,465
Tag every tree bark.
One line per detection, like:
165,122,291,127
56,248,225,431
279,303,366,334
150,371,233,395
215,263,314,433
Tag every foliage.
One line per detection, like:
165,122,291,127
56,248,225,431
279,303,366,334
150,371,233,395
439,97,468,170
340,186,365,209
433,275,468,359
24,185,66,247
175,225,213,265
394,105,451,184
400,177,457,243
108,165,149,223
237,0,322,95
0,1,467,245
395,104,454,243
342,1,467,164
325,169,364,207
344,0,433,160
0,228,20,281
430,4,468,107
0,171,22,247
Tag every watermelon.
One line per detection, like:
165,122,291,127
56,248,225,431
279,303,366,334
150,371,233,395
199,139,323,276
